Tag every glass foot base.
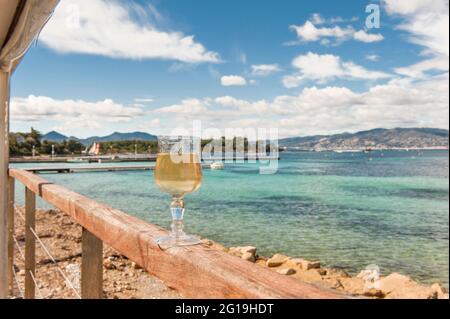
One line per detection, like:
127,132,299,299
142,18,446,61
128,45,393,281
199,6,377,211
157,234,202,249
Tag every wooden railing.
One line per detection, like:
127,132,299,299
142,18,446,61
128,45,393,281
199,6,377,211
6,168,343,299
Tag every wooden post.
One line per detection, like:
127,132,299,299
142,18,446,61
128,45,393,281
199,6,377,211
7,177,14,293
0,70,10,298
24,187,36,299
81,228,103,299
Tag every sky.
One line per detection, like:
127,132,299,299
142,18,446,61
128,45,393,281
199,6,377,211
9,0,449,139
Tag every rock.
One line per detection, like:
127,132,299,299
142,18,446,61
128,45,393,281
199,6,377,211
277,268,296,275
376,273,437,299
431,283,447,299
205,240,228,252
286,258,320,270
385,287,437,299
301,260,321,270
104,258,116,270
18,269,25,276
241,252,256,263
240,246,257,254
47,209,58,216
363,288,385,298
202,239,214,246
375,273,411,294
285,258,302,268
229,246,257,263
339,277,365,295
295,269,324,283
229,246,256,256
326,268,350,278
131,262,142,270
38,231,54,238
316,268,327,276
330,278,344,290
266,254,290,267
61,219,73,226
255,258,267,267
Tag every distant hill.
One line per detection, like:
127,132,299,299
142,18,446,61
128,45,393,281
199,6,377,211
42,131,157,146
76,131,157,146
42,131,69,143
279,128,449,150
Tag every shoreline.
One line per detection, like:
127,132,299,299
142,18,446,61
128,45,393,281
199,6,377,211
11,207,448,299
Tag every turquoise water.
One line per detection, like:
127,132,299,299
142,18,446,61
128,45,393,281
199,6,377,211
12,150,449,286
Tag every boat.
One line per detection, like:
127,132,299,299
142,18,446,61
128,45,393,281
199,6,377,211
67,158,89,164
210,162,224,170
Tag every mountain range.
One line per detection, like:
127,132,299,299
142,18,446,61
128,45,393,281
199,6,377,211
278,128,449,150
42,131,157,146
41,128,449,150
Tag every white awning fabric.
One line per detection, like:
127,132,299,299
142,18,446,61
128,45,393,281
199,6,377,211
0,0,59,73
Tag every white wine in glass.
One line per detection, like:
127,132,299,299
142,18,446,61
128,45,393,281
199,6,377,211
154,136,203,248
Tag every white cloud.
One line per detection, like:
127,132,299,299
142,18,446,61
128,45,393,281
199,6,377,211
309,13,359,25
250,64,282,76
134,98,154,103
40,0,220,63
366,54,380,61
342,62,390,80
283,52,391,87
353,30,384,43
289,21,353,42
11,95,145,130
220,75,247,86
311,13,325,25
150,74,448,137
384,0,449,78
291,53,344,81
289,20,383,45
157,98,210,114
395,56,449,78
384,0,447,15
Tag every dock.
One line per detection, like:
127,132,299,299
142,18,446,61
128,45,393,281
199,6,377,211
24,164,212,174
11,154,280,164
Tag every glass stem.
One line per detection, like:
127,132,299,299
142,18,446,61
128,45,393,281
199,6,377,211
170,197,185,240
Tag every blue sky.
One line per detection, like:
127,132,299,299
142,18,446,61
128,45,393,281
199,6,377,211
10,0,449,138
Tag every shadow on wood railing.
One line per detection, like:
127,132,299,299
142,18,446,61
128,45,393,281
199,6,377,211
7,168,344,299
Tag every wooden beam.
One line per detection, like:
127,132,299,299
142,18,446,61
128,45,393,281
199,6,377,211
81,227,103,299
24,187,36,299
10,168,343,299
7,177,14,293
0,70,9,298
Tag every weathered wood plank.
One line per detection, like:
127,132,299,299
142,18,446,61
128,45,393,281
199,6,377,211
81,227,103,299
0,70,10,298
9,168,344,299
24,187,36,299
7,177,14,293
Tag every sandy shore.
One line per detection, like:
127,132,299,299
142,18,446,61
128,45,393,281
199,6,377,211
10,207,448,299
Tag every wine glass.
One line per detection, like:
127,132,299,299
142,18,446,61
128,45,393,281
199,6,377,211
154,136,203,248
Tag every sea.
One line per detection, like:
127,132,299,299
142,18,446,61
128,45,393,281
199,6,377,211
11,150,449,287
